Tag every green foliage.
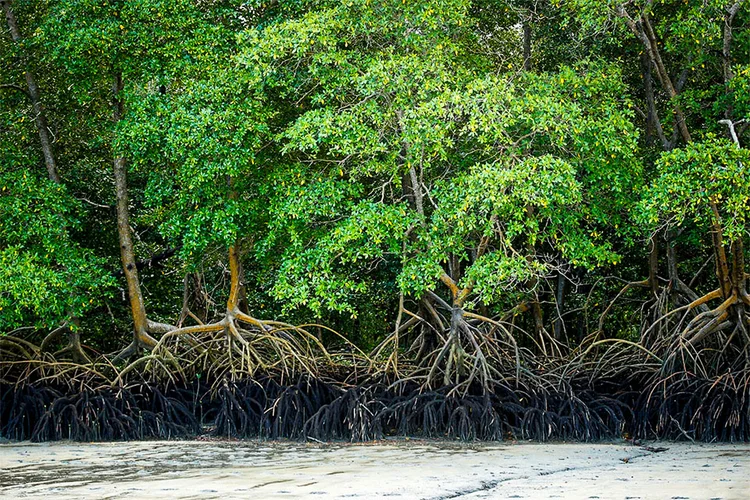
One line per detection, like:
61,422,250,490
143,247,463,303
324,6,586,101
641,139,750,240
0,167,113,329
1,0,749,361
243,0,640,316
125,74,271,261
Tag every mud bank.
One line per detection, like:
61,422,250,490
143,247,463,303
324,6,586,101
0,441,748,499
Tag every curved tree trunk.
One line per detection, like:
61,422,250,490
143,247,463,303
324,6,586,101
617,4,691,144
112,74,161,360
1,0,59,182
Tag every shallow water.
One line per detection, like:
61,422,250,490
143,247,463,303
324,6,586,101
0,440,748,499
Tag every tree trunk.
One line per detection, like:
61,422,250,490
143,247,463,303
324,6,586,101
649,234,660,294
227,244,243,313
553,272,565,340
732,238,746,296
112,74,156,355
446,305,465,385
709,202,733,299
524,206,545,342
2,0,92,360
617,5,691,144
522,22,532,71
641,53,670,150
640,14,691,144
1,0,59,183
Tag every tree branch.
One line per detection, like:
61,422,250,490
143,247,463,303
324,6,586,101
0,83,29,97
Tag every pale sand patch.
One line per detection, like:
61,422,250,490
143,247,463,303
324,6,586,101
0,440,748,499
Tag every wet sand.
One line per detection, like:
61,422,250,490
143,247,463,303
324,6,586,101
0,440,748,499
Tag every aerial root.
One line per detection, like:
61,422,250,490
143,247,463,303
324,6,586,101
122,310,334,384
421,310,523,393
636,369,750,441
678,293,738,347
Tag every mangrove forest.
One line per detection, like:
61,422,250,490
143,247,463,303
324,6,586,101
2,0,750,443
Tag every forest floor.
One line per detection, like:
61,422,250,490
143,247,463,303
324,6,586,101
0,439,747,499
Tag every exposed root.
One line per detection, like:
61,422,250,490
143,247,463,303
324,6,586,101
634,369,750,441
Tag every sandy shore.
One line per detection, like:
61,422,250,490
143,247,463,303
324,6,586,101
0,440,748,499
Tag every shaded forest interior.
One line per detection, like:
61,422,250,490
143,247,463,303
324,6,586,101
2,0,750,441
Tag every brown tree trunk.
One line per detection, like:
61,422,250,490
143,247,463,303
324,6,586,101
227,244,243,313
524,206,545,342
710,202,733,299
617,5,691,144
732,238,746,295
226,178,250,315
522,22,532,71
649,234,660,294
1,0,59,183
553,272,565,340
112,74,157,357
640,14,691,144
641,53,670,150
